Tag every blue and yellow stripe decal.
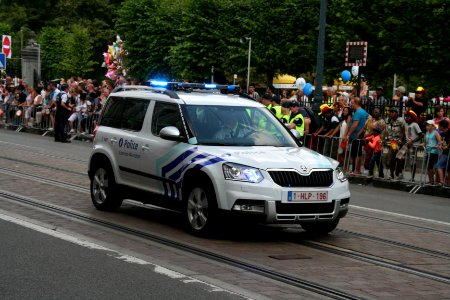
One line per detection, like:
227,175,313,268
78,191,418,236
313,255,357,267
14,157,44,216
156,145,225,199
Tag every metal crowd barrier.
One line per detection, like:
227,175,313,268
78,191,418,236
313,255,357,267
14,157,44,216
0,103,97,140
299,134,449,187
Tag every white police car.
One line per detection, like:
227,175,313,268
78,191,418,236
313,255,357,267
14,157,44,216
88,83,350,236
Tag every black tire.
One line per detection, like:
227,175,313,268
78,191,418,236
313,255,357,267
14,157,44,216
301,219,340,236
90,162,123,211
184,181,218,236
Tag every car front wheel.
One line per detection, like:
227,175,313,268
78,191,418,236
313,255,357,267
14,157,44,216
185,182,218,236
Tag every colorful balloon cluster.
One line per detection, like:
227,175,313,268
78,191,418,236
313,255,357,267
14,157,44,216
296,77,314,96
102,35,128,80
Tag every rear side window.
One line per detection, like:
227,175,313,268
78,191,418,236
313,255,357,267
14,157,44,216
152,102,184,136
100,97,150,131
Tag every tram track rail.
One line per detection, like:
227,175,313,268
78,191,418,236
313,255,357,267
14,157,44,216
300,240,450,285
0,156,87,177
348,211,450,236
0,164,448,236
0,140,88,164
0,189,361,300
1,166,450,290
334,228,450,259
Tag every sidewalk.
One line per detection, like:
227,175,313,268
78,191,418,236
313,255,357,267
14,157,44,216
0,122,93,142
348,174,450,198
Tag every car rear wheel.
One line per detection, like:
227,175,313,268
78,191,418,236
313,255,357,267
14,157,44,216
185,182,218,236
90,163,122,211
301,218,339,236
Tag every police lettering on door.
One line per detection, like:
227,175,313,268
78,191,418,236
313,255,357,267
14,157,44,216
118,138,140,158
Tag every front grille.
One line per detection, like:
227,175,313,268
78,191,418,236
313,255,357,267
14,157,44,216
276,201,335,214
268,170,333,187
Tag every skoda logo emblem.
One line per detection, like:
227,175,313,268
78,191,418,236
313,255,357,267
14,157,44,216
299,165,308,173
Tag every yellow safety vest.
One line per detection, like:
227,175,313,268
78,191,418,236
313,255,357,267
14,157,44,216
289,113,305,136
271,105,282,119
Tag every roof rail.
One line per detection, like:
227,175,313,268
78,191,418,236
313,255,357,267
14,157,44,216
147,81,239,91
112,85,179,99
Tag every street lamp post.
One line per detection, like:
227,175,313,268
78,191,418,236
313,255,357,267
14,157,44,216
240,37,251,93
32,42,41,83
37,43,40,82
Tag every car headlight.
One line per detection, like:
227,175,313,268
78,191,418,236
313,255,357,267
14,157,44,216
336,167,347,182
222,163,264,183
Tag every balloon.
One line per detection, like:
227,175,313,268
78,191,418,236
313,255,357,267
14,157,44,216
351,66,359,77
303,83,313,96
341,70,351,82
16,110,22,117
295,77,306,90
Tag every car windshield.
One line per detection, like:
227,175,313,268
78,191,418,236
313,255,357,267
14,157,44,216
182,105,298,147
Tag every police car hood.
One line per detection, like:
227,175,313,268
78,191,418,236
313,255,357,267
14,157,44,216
198,146,336,170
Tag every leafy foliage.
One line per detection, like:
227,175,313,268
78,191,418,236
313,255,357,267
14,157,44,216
0,0,449,96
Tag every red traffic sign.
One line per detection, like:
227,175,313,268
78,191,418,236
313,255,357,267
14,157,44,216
345,41,367,67
2,35,11,58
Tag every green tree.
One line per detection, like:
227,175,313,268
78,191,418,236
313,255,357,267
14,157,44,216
60,24,97,78
38,27,66,80
116,0,179,81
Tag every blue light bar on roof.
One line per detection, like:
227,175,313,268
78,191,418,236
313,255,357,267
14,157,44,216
149,80,168,87
204,84,217,89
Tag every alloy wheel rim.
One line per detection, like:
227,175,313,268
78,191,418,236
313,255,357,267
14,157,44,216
93,168,108,204
187,187,209,230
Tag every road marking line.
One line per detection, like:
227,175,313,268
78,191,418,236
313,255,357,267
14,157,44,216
0,212,250,298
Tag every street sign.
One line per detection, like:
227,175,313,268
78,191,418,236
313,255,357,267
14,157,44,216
0,53,6,70
345,41,367,66
2,35,11,58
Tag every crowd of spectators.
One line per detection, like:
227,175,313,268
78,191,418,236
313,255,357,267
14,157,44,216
253,83,450,186
0,75,133,136
1,75,449,186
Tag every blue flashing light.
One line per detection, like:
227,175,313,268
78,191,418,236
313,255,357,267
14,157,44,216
204,84,217,89
150,80,168,87
228,85,236,91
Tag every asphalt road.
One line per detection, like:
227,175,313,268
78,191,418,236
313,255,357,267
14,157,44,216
0,215,245,300
1,129,449,299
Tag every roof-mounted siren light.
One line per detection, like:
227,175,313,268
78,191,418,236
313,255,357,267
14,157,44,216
148,80,168,87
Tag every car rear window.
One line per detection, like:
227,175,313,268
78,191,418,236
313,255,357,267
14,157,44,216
100,97,150,131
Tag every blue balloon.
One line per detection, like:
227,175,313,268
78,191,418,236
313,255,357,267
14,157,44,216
303,83,313,96
341,70,351,82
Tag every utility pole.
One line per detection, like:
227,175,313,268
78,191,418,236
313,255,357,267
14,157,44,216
312,0,328,113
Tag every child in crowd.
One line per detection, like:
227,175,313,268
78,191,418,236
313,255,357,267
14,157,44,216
422,120,442,185
404,111,423,181
437,119,450,186
366,127,384,178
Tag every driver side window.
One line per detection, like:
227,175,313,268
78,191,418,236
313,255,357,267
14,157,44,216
151,102,184,136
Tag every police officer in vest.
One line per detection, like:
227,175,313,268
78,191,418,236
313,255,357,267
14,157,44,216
287,101,305,139
261,94,282,119
54,83,72,143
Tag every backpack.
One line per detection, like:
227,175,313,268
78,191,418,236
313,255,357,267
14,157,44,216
302,107,321,133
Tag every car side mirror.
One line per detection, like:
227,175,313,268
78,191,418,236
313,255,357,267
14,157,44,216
159,126,186,142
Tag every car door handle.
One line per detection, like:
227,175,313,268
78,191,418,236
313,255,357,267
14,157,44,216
110,138,118,144
141,145,150,151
